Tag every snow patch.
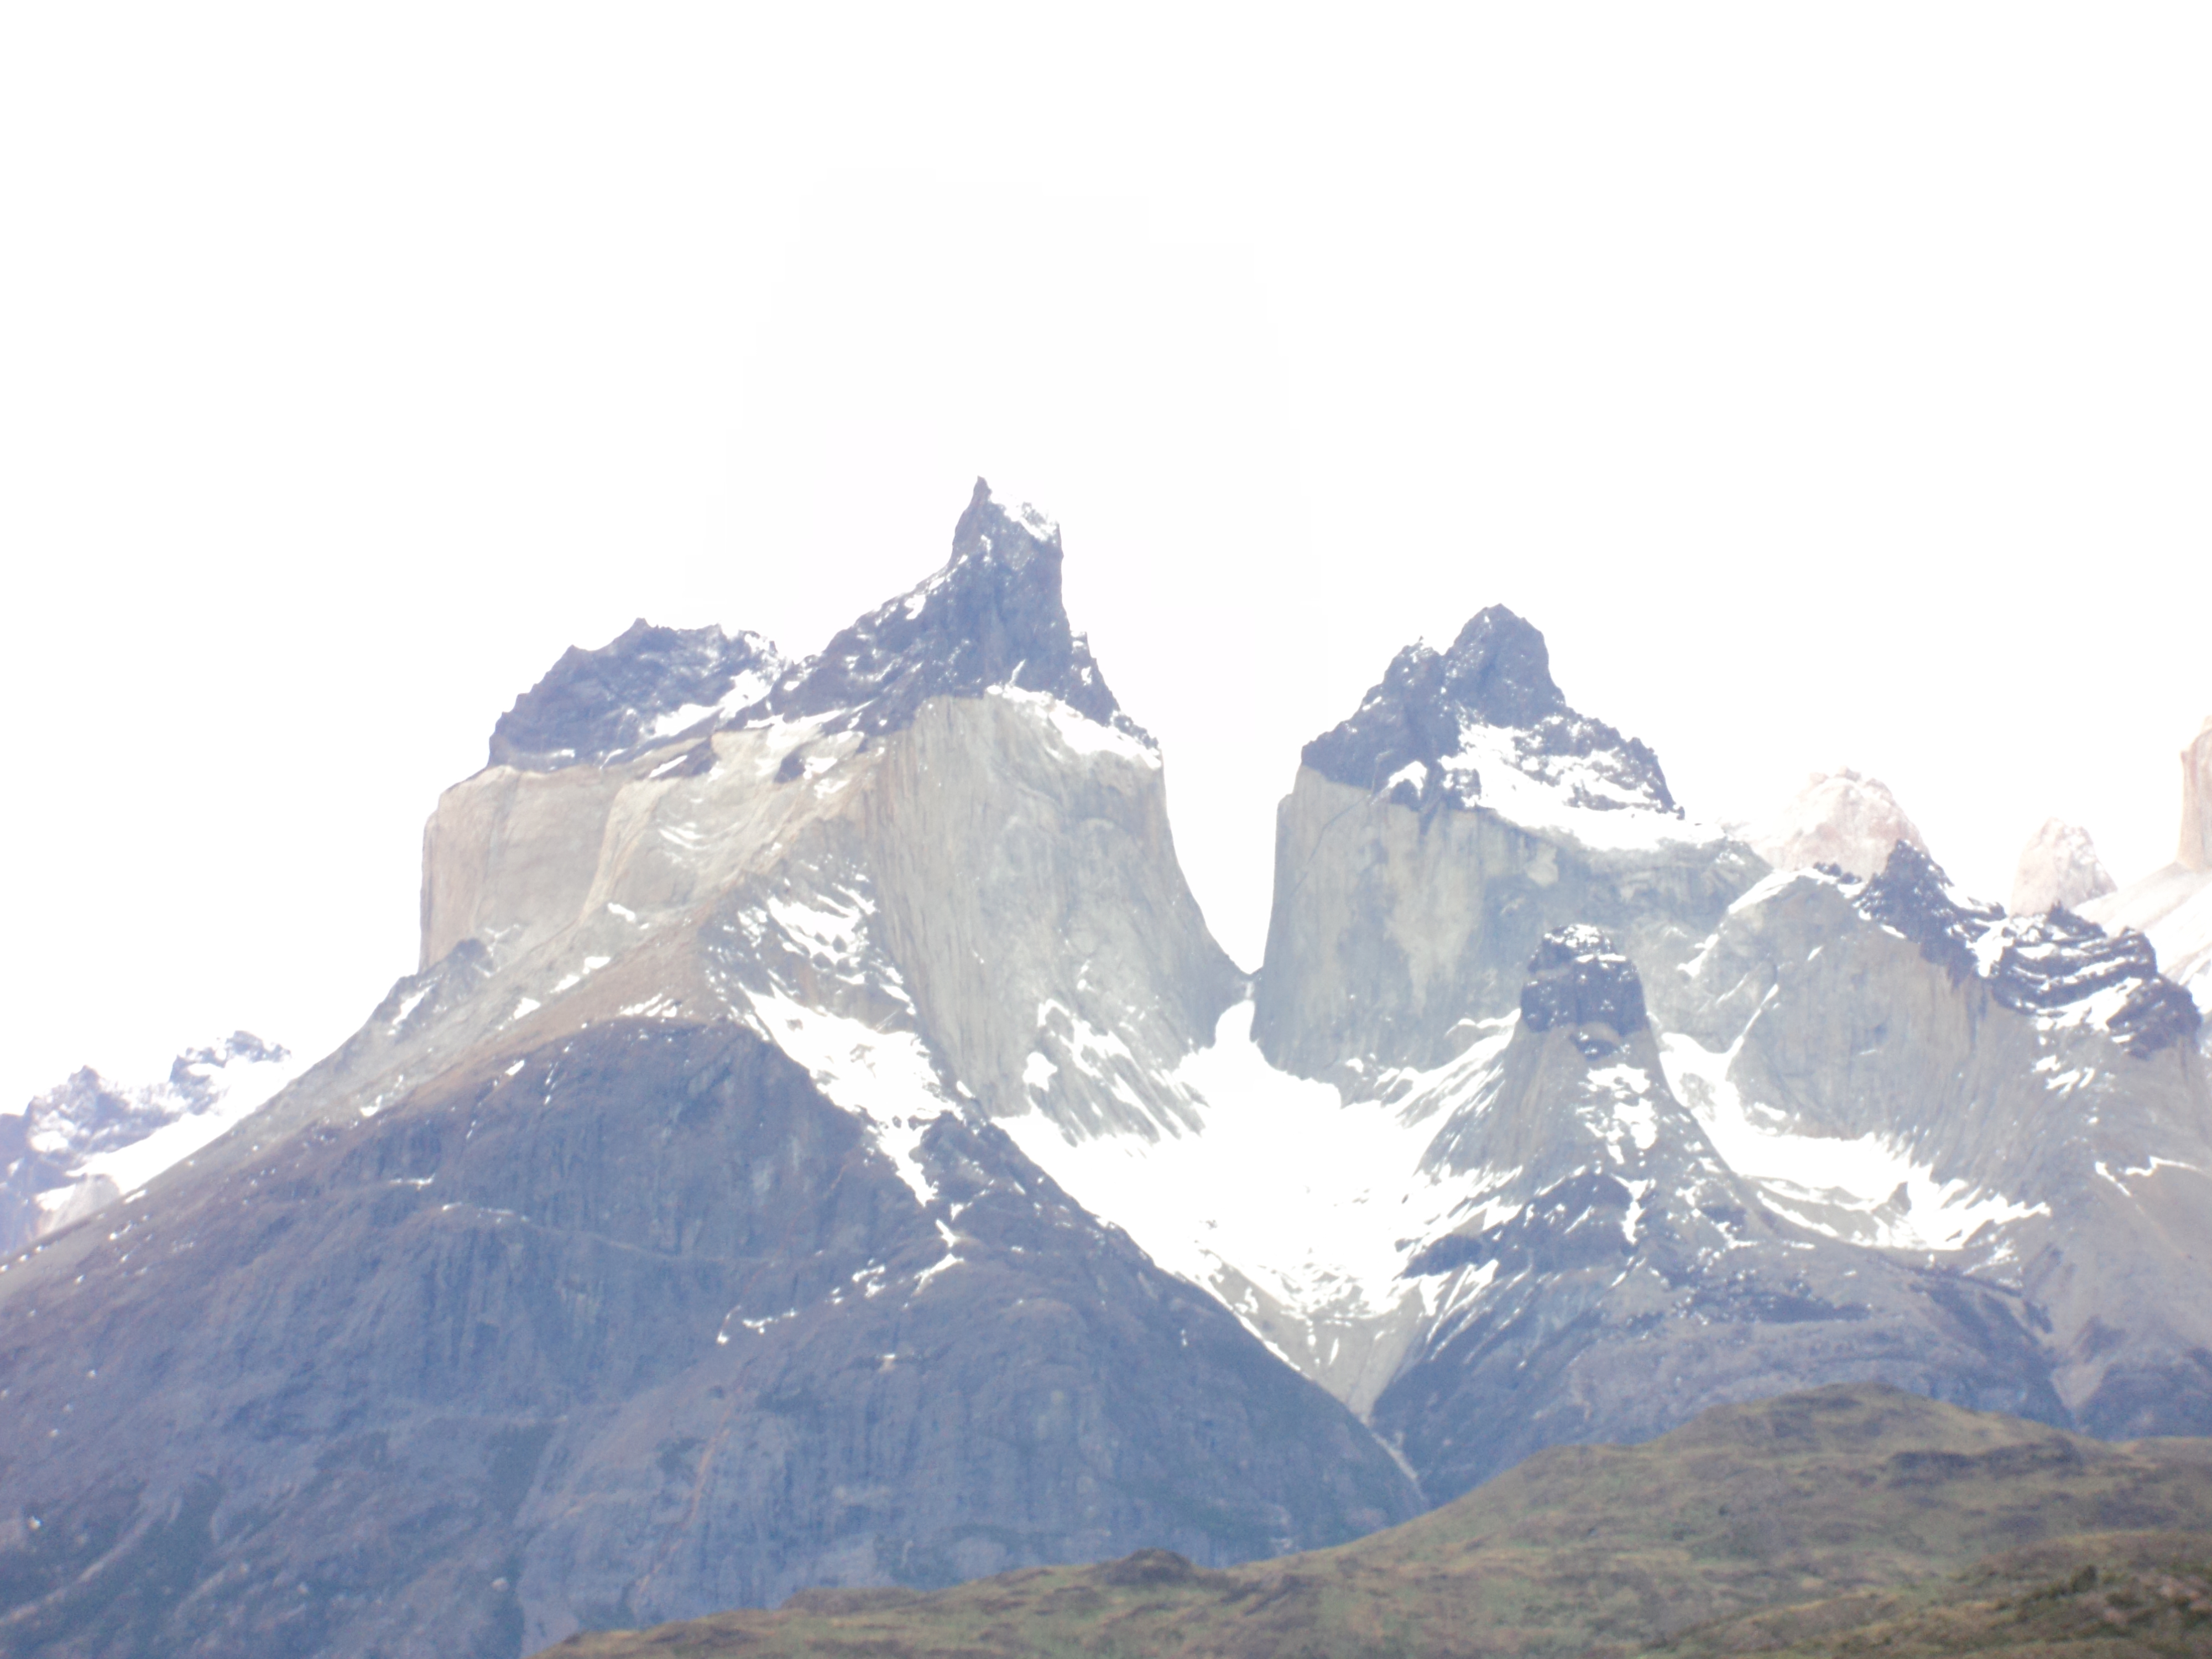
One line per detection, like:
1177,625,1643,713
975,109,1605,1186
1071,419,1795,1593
731,989,950,1205
1003,1000,1515,1357
1659,1032,2047,1250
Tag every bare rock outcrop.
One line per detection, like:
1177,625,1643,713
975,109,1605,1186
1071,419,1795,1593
2079,717,2212,1035
1743,768,1926,880
2010,818,2116,915
2180,716,2212,872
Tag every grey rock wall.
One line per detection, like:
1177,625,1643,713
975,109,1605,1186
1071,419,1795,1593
0,1021,1416,1659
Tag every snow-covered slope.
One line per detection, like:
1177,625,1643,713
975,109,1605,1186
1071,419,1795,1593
1018,615,2212,1489
1,1034,300,1249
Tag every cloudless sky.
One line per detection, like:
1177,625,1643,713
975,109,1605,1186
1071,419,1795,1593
3,6,2207,1108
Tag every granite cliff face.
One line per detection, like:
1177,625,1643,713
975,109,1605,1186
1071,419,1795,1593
1253,610,1755,1081
1020,610,2212,1500
0,485,1404,1659
5,491,2208,1656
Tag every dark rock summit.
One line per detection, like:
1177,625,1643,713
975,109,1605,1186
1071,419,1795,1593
1301,605,1676,815
754,479,1143,743
1517,925,1649,1058
490,620,782,770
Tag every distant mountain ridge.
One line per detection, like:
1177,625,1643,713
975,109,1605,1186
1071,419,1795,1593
1,481,2206,1658
1,1033,296,1252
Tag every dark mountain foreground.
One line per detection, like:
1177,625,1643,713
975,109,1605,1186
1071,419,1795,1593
544,1383,2212,1659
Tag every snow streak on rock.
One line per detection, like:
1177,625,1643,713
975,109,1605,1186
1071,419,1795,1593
706,873,957,1206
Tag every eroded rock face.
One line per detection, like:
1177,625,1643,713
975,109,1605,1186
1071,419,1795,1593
1664,855,2212,1439
1744,769,1926,880
2011,818,2116,916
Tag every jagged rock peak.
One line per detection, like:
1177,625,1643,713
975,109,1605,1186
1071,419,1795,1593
1744,768,1926,880
1518,924,1650,1058
2180,716,2212,873
1302,605,1678,821
490,620,783,770
1859,842,2200,1057
754,478,1147,743
2011,819,2116,916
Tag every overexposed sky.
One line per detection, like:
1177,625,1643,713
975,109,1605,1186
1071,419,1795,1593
3,6,2207,1107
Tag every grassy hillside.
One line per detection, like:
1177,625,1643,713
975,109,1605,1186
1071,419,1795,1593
544,1384,2212,1658
1661,1529,2212,1656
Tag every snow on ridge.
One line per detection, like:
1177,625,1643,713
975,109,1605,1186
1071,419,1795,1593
988,682,1160,767
730,987,951,1206
709,879,948,1206
13,1038,307,1230
1417,718,1720,853
982,484,1060,544
1658,1032,2047,1252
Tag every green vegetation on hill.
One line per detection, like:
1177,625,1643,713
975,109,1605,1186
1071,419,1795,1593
544,1384,2212,1657
1662,1530,2212,1656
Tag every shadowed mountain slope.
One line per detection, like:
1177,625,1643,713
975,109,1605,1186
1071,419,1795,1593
0,1021,1413,1658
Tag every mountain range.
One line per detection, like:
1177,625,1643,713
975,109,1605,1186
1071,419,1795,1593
2,479,2206,1657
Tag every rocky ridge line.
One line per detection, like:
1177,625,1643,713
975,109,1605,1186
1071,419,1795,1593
745,478,1147,747
491,620,784,770
1301,606,1676,818
1855,842,2199,1056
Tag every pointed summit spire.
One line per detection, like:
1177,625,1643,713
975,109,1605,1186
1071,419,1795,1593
758,478,1140,740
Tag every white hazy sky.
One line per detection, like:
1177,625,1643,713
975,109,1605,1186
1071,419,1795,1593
3,6,2206,1108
